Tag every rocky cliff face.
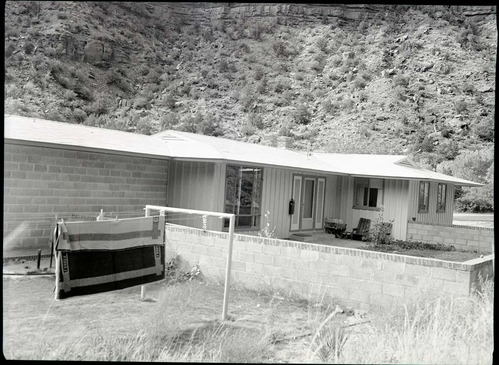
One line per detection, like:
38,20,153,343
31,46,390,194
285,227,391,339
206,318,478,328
6,2,495,70
4,1,496,169
167,3,495,23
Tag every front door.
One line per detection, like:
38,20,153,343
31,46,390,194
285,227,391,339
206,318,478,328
291,175,326,231
301,178,316,230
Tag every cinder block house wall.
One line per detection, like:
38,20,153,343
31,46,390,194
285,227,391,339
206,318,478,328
3,142,169,250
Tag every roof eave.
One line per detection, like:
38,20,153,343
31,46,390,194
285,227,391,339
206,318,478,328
5,138,172,160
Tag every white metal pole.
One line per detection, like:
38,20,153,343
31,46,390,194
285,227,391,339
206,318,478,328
141,207,151,299
54,251,61,300
222,215,236,321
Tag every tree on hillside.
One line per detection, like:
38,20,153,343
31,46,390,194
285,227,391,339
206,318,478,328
438,147,494,212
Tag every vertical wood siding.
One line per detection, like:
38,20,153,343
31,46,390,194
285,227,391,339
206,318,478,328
261,167,294,238
407,180,455,226
168,160,220,230
383,179,410,240
338,176,410,241
324,175,340,219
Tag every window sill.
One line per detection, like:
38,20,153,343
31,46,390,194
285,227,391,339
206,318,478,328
352,206,381,212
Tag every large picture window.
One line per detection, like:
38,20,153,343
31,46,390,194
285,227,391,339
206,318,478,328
418,181,430,213
224,165,263,229
436,183,447,213
353,177,383,209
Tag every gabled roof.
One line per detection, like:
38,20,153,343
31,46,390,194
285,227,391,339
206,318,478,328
4,114,483,187
154,130,349,175
312,153,483,187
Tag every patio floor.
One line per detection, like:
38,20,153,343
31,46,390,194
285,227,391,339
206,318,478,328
288,231,368,250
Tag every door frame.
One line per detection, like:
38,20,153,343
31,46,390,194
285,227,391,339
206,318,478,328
290,174,326,232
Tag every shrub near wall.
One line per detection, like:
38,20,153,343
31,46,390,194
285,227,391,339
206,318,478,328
3,143,169,249
165,225,494,311
407,222,494,253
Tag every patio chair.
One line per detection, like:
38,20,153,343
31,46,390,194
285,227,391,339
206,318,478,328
324,218,347,238
344,218,371,241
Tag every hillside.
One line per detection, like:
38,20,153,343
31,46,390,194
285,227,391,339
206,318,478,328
4,2,496,209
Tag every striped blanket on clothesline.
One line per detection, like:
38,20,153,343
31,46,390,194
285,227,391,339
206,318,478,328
55,215,166,299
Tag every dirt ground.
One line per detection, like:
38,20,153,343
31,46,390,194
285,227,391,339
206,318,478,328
2,229,491,361
3,258,371,362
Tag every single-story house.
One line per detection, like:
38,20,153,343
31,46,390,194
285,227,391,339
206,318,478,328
4,114,482,249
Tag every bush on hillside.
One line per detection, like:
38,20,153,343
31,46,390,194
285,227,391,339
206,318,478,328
473,118,494,142
247,113,265,130
442,147,494,212
293,103,312,125
160,111,180,130
197,112,224,136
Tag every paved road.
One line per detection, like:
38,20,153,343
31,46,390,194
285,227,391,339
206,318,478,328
453,213,494,222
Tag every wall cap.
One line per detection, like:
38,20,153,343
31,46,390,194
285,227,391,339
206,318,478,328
165,224,494,271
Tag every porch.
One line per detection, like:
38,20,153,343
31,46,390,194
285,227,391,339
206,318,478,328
287,231,368,250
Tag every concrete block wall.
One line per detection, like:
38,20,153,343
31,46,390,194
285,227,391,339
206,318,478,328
165,225,494,310
3,143,169,249
407,221,494,253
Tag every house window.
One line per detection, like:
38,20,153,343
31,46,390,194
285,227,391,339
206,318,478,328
418,181,430,213
353,177,383,209
437,183,447,213
224,165,263,229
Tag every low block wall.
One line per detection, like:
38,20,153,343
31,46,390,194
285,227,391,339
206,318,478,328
165,225,494,311
407,222,494,253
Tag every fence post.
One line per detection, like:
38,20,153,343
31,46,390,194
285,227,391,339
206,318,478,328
222,215,235,321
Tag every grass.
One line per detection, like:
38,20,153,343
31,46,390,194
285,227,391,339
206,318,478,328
341,277,494,364
15,282,271,362
3,266,494,363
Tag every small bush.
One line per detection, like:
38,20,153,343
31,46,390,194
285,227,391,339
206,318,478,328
63,90,78,101
74,84,94,101
330,55,342,67
160,112,180,130
241,120,256,137
393,86,407,101
473,118,494,142
134,95,151,109
273,76,292,93
293,103,312,125
106,71,132,93
197,113,223,136
273,41,287,58
321,99,336,114
248,113,265,129
136,117,154,135
393,73,409,87
278,122,293,137
366,206,393,246
71,108,87,124
254,67,264,81
352,76,366,89
462,82,475,95
23,41,35,55
84,98,111,116
219,59,230,73
162,93,177,110
454,98,467,114
316,36,328,52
